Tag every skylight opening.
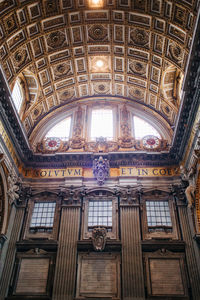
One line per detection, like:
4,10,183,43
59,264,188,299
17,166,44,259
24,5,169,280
45,117,71,140
91,109,113,140
12,81,23,113
133,116,161,139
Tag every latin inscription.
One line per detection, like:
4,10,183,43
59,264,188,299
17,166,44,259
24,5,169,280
23,168,82,178
120,167,177,177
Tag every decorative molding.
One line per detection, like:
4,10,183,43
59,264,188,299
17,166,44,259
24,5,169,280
35,135,169,154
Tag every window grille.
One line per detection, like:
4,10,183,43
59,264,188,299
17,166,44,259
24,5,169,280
146,201,172,227
30,202,56,232
88,200,112,228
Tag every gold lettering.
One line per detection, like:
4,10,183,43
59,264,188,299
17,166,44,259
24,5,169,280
67,169,72,175
128,168,133,175
74,169,81,176
142,169,148,175
55,170,59,176
153,169,158,175
121,168,126,175
40,171,47,177
167,169,172,175
34,170,39,177
160,169,166,175
25,170,29,177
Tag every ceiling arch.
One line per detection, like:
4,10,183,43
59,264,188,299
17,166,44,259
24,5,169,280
0,0,198,139
29,97,173,150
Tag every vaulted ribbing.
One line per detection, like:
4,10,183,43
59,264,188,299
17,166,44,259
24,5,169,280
0,208,24,300
121,205,145,300
178,205,200,300
52,207,80,300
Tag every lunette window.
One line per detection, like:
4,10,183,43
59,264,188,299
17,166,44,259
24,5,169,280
133,116,161,139
12,81,23,113
90,109,113,140
88,200,112,230
30,202,56,232
146,201,172,228
45,117,71,140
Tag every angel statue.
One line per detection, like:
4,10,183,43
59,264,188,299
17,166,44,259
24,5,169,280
7,170,21,205
180,164,197,208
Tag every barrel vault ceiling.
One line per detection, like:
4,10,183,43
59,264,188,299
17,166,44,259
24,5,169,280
0,0,198,138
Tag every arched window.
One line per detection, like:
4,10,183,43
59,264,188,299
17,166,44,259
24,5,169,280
45,117,71,140
133,116,161,139
12,81,23,113
90,108,113,140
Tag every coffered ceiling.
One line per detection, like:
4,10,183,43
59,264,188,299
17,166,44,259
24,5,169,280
0,0,198,138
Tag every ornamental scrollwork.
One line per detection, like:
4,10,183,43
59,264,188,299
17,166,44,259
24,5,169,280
85,137,119,153
115,185,142,204
58,185,87,203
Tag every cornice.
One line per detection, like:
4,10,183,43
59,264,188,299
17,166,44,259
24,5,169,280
171,10,200,161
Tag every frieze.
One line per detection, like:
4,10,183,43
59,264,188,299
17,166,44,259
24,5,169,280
22,166,179,179
120,167,178,177
23,168,83,178
35,135,169,154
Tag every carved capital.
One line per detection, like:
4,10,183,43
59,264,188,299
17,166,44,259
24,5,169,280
59,185,87,204
17,185,32,205
115,185,142,204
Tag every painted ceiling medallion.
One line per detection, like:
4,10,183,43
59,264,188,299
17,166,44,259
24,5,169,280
88,24,107,41
142,135,160,150
130,28,149,46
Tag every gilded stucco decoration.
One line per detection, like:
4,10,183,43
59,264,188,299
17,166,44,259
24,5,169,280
0,0,198,139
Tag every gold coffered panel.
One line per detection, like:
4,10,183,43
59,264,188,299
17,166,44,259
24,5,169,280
0,0,198,136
